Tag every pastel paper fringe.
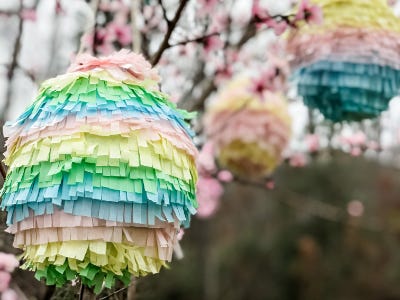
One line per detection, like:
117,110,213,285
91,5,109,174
0,51,198,291
286,0,400,121
204,77,291,179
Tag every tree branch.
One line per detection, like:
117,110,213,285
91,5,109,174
171,32,219,48
232,176,382,232
151,0,189,66
158,0,169,23
92,0,101,56
179,21,257,112
0,162,7,181
1,0,24,122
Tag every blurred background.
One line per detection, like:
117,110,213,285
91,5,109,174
3,0,400,299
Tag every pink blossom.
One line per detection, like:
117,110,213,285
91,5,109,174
252,0,269,19
209,12,229,32
350,147,362,157
80,28,113,55
249,68,278,98
289,153,307,168
295,0,323,24
0,253,18,273
265,180,275,190
196,176,224,218
55,0,64,15
107,22,132,46
226,49,239,64
198,0,219,14
197,141,217,174
306,134,320,153
203,35,224,54
264,18,288,36
214,64,233,85
1,289,18,300
351,132,366,146
0,272,11,292
266,49,290,79
177,228,185,241
20,9,37,21
217,170,233,182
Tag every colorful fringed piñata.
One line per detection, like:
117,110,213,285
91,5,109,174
0,50,198,292
286,0,400,121
204,77,291,179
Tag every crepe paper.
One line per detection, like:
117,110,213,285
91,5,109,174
1,51,198,291
5,115,197,159
35,262,131,293
5,77,194,141
204,77,291,179
13,226,176,261
24,241,166,289
7,208,180,232
286,27,400,69
286,0,400,121
219,140,281,178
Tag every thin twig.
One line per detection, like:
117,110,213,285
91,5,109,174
2,0,24,122
158,0,169,23
179,20,257,111
151,0,189,66
0,162,6,181
79,284,85,300
233,177,383,232
99,283,133,300
18,64,36,83
92,0,101,56
0,11,20,17
171,32,219,48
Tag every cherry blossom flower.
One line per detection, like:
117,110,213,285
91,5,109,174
289,153,307,168
350,147,362,157
341,132,367,148
197,141,217,174
0,272,11,293
107,22,132,46
1,289,18,300
196,176,223,218
217,170,233,182
203,35,224,55
177,228,185,241
252,0,269,19
306,134,320,153
263,18,288,35
214,64,233,85
265,180,275,190
55,0,64,15
295,0,323,24
209,12,229,32
0,253,18,273
198,0,219,15
20,9,37,21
